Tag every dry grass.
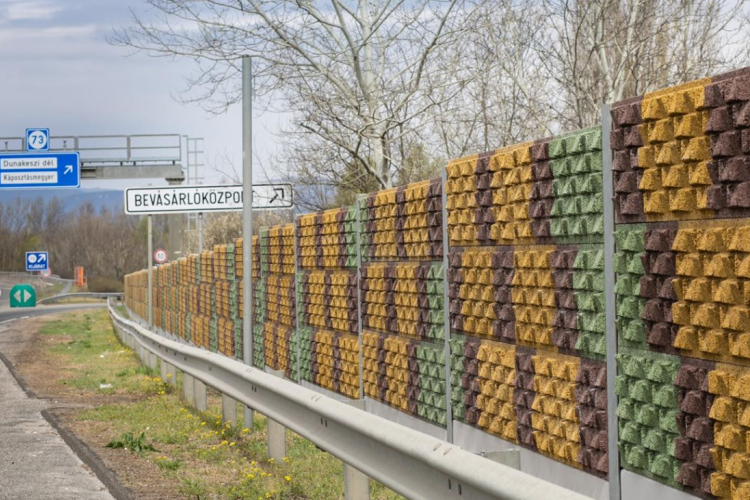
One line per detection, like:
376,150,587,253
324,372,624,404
37,310,406,500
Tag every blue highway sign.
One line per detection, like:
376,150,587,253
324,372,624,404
26,128,50,151
0,152,81,189
26,251,49,272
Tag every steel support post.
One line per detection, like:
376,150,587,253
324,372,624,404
242,55,255,431
167,178,184,263
148,215,153,327
198,213,204,252
267,369,287,460
294,218,302,384
440,167,454,443
355,196,365,400
601,103,622,500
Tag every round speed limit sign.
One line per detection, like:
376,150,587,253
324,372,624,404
154,249,168,264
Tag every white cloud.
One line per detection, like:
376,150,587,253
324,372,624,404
2,0,63,21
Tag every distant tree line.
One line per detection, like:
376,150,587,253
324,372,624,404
0,197,168,283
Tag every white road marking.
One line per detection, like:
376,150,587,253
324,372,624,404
0,318,18,325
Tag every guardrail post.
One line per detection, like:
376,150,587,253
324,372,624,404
160,358,168,381
267,369,287,460
222,394,238,425
182,372,195,405
343,399,370,499
165,363,177,386
344,464,370,500
194,379,207,412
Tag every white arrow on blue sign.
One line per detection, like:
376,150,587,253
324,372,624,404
26,252,49,272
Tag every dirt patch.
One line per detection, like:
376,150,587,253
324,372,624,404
0,314,182,500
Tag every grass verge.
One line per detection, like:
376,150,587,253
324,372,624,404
40,309,405,500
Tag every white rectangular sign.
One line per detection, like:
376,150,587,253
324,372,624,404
2,171,58,185
124,183,294,214
1,156,58,170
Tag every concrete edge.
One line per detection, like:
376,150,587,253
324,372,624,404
0,339,133,500
42,409,135,500
0,349,36,398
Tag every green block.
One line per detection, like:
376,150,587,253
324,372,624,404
615,375,630,397
452,404,465,420
659,409,681,434
585,128,603,151
619,421,642,445
566,133,587,155
617,399,635,420
650,454,679,483
653,385,679,408
630,379,654,403
634,403,659,427
582,193,603,214
615,226,646,252
647,360,680,384
549,139,566,159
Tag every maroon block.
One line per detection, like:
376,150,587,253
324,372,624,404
727,181,750,208
615,171,639,193
718,157,750,182
712,131,742,158
706,106,733,133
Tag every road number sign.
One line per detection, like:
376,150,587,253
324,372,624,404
10,284,36,308
26,251,49,272
154,249,168,264
26,128,50,152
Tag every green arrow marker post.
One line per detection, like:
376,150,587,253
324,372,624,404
10,284,36,308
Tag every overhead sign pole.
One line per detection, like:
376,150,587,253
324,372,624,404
242,55,255,429
148,215,154,327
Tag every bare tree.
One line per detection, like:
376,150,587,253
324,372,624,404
112,0,474,190
424,1,556,158
536,0,749,129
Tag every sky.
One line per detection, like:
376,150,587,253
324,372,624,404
0,0,282,194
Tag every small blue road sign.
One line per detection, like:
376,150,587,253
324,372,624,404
0,152,81,189
26,252,49,272
26,128,50,152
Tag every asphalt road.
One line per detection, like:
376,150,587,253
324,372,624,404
0,284,11,309
0,303,106,325
0,303,115,500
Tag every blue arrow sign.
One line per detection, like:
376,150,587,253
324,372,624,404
0,152,80,189
26,251,49,272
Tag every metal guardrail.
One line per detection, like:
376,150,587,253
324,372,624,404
108,303,590,500
0,134,182,166
38,293,123,305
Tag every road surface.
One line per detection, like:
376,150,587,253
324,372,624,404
0,303,105,324
0,303,115,500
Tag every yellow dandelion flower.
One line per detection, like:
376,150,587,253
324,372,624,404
284,475,291,482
